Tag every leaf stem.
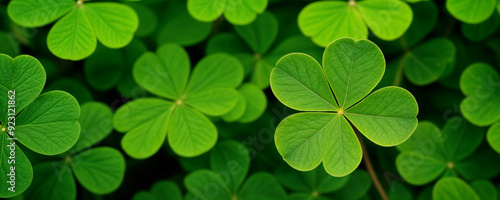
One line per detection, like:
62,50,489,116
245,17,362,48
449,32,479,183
355,130,389,200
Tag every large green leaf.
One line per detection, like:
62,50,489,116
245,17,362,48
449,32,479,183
133,44,190,100
234,12,278,54
24,162,76,200
270,53,337,111
323,38,385,109
402,38,456,86
16,91,81,155
275,113,362,177
70,102,113,153
446,0,497,24
238,173,287,200
470,180,497,200
455,146,500,180
0,133,33,198
116,98,174,159
396,121,446,160
433,177,480,200
487,122,500,154
441,116,484,161
7,0,75,27
71,147,125,194
185,53,244,94
345,86,419,146
184,88,239,116
210,141,250,192
168,105,217,157
47,7,96,61
459,63,500,126
84,2,138,48
462,13,500,42
0,54,45,124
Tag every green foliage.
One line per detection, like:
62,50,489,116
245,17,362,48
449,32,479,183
271,38,418,177
184,140,287,200
298,0,413,47
488,122,500,154
115,44,244,158
0,54,80,198
187,0,267,25
432,177,480,200
132,181,183,200
446,0,499,24
7,0,138,60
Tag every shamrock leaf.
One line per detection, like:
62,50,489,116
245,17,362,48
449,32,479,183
446,0,498,24
84,45,125,91
132,181,183,200
45,78,93,104
184,140,287,200
432,177,480,200
187,0,267,25
24,101,125,200
470,180,498,200
270,37,418,177
395,118,494,185
298,0,413,47
460,63,500,126
0,54,80,198
461,13,500,42
114,44,244,158
276,165,350,199
7,0,138,60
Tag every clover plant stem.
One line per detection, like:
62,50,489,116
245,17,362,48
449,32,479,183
355,130,389,200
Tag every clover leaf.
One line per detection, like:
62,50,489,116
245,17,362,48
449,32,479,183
446,0,499,24
187,0,267,25
276,165,350,199
298,0,413,47
7,0,138,60
184,140,287,200
461,13,500,42
270,37,418,177
0,54,81,198
114,44,244,158
460,63,500,126
24,101,125,200
395,118,499,185
132,181,183,200
432,177,480,200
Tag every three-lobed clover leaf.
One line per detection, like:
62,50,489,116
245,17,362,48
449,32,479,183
460,63,500,126
25,101,125,200
7,0,139,60
298,0,413,47
184,140,287,200
446,0,500,24
187,0,267,25
0,54,81,198
270,37,418,177
114,44,244,158
395,118,500,185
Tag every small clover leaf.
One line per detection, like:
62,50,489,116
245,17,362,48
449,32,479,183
0,54,81,198
460,63,500,126
487,122,500,154
184,140,287,200
25,101,125,200
132,181,183,200
115,44,244,158
298,0,413,47
7,0,139,60
396,118,488,185
187,0,267,25
270,38,418,177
